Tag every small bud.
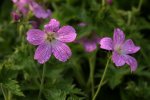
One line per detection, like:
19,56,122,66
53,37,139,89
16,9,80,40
106,0,112,5
78,22,87,27
29,21,39,29
12,11,20,22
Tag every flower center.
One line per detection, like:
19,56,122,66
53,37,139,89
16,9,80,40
115,45,123,54
46,32,56,42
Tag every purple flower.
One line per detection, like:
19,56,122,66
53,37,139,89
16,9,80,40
27,19,77,64
12,0,31,15
12,0,51,18
29,1,51,19
79,34,100,52
99,28,140,72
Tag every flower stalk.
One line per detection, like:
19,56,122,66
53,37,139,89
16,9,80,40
87,51,96,97
89,57,95,97
92,55,111,100
102,0,105,7
38,64,46,100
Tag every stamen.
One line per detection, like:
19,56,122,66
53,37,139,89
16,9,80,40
115,45,122,54
46,32,55,42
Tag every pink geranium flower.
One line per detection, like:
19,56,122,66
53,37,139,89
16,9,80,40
29,1,51,19
79,34,100,52
12,0,51,19
100,28,140,72
12,0,31,15
27,19,77,64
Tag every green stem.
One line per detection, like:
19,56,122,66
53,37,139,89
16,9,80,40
97,0,106,18
7,91,12,100
92,56,111,100
137,0,143,11
0,83,7,100
102,0,105,6
127,11,132,26
87,53,96,97
38,64,46,100
89,57,95,97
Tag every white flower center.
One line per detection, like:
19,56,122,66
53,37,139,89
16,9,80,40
115,45,123,54
46,32,56,42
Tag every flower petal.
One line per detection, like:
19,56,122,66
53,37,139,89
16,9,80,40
113,28,125,45
34,43,52,64
124,55,138,72
44,19,60,32
99,37,113,50
56,26,77,43
112,51,125,66
30,2,51,18
52,41,72,62
27,29,46,45
12,0,18,3
15,0,30,15
83,41,97,52
122,39,140,54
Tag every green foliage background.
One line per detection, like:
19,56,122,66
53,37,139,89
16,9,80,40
0,0,150,100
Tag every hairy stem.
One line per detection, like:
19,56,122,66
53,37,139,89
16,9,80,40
92,56,111,100
87,52,96,97
89,57,95,97
38,64,46,100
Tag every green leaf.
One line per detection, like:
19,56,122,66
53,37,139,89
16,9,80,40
3,79,24,96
